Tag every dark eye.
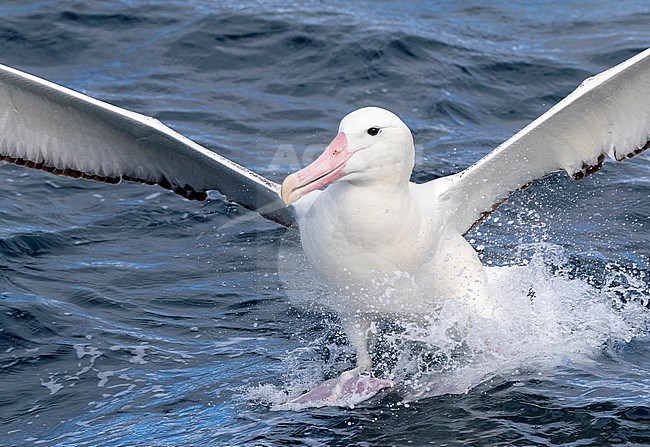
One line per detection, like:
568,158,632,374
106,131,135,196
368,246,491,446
367,127,380,136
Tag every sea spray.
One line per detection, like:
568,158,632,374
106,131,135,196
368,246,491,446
252,243,649,408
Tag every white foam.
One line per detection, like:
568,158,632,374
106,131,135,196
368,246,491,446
250,243,649,408
401,245,648,401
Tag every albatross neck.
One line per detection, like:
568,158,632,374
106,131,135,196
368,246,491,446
328,175,416,224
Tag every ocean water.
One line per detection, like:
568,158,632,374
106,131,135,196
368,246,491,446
1,1,649,446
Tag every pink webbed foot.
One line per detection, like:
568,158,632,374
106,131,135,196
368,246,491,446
279,368,393,410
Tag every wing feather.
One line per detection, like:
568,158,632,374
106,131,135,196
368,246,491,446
0,64,295,227
434,48,650,235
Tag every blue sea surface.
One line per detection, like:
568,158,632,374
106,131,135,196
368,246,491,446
1,1,649,446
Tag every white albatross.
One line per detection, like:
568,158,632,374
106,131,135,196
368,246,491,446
0,48,649,408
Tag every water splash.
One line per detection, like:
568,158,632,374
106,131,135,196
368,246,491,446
252,243,649,408
402,244,648,401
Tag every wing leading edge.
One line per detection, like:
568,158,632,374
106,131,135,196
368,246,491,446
0,64,295,228
434,48,650,235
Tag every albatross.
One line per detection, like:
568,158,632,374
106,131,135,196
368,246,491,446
0,48,649,407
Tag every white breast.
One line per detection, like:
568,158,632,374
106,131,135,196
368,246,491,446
295,181,488,317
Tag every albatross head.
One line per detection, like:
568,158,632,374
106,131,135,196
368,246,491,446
281,107,415,206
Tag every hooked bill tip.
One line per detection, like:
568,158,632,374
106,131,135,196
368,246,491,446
280,173,299,206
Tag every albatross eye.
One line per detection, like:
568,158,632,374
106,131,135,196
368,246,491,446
367,127,380,136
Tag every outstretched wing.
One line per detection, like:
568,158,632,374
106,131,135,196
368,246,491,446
433,48,650,235
0,64,295,228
